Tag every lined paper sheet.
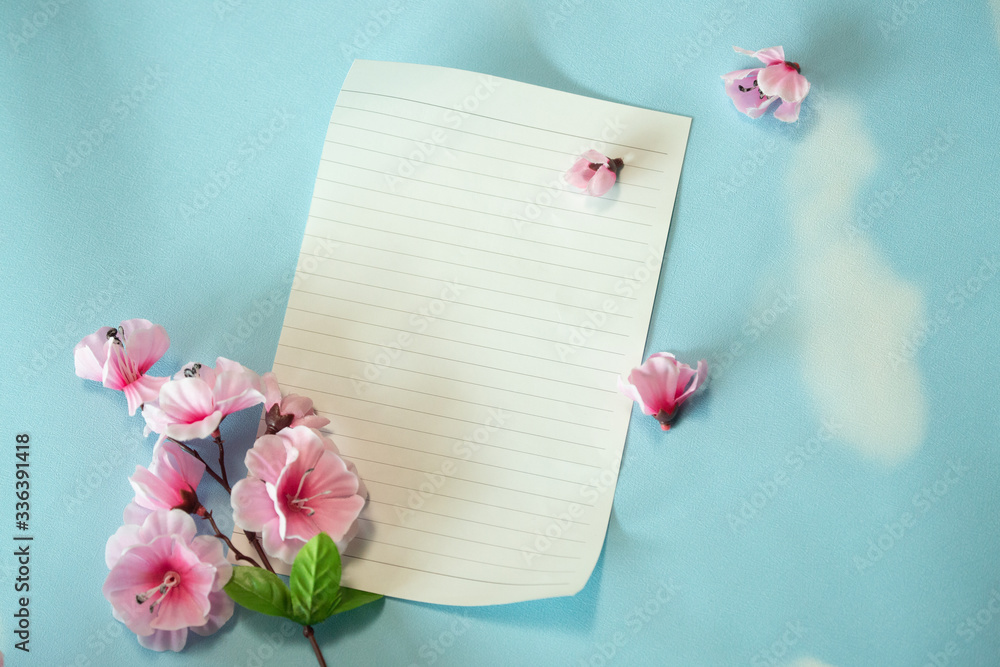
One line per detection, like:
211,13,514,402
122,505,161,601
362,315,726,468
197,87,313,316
265,60,689,605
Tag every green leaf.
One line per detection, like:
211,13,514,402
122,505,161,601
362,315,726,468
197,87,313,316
332,587,383,615
224,566,294,619
290,533,343,625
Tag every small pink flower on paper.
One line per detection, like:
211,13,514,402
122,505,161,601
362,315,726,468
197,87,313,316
722,46,810,122
126,438,206,522
566,150,624,196
103,509,233,652
260,372,330,434
74,319,170,415
231,425,366,566
142,358,265,440
618,353,707,430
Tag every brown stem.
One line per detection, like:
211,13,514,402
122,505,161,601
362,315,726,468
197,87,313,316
212,429,231,489
169,438,230,492
198,507,260,568
303,625,327,667
245,530,276,573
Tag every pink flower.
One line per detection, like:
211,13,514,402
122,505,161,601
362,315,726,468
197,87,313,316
260,372,330,434
74,319,170,415
231,426,366,565
125,438,206,523
565,150,624,196
618,353,707,430
722,46,810,122
142,357,265,440
103,510,233,652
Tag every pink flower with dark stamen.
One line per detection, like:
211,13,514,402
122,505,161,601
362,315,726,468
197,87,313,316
142,357,265,440
125,438,206,523
566,150,624,196
74,319,170,415
231,426,366,565
618,353,708,430
260,372,330,435
722,46,810,122
103,510,233,652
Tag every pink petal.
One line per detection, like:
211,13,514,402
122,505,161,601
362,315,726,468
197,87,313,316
734,45,784,65
138,509,198,544
231,478,275,532
309,495,366,543
674,359,708,404
244,434,292,482
123,374,168,416
123,324,170,375
102,342,132,391
260,516,300,565
105,524,142,568
189,589,234,637
757,63,810,103
724,73,775,118
565,157,596,189
617,376,654,415
130,465,181,511
720,67,760,83
123,501,153,526
628,356,680,414
166,413,222,442
159,378,216,424
587,165,617,196
118,318,156,339
214,371,264,416
745,95,778,119
137,629,188,652
261,371,282,409
154,439,206,492
293,413,331,430
773,100,802,123
73,328,113,382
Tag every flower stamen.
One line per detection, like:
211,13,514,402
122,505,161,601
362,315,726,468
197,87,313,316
135,571,180,616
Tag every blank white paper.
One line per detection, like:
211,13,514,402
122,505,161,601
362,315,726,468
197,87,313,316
266,60,690,605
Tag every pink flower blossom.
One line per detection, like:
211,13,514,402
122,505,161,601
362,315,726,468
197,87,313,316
142,358,265,441
260,372,330,434
125,438,206,523
722,46,810,122
231,426,366,565
74,319,170,415
103,509,233,652
565,150,624,196
618,353,707,430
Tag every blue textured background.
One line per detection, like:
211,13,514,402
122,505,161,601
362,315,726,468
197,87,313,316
2,1,999,665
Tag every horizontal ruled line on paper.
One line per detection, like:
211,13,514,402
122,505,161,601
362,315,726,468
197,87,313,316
332,433,601,480
342,553,572,586
364,486,590,535
327,422,604,469
322,135,658,186
311,175,653,245
364,499,587,540
304,194,649,263
357,518,582,559
283,314,623,373
314,172,653,226
339,89,673,158
295,253,635,314
292,268,635,340
354,459,594,510
274,359,611,429
277,341,616,411
319,161,655,208
280,326,620,384
280,382,608,449
322,139,660,190
290,287,630,340
307,212,640,280
351,538,576,574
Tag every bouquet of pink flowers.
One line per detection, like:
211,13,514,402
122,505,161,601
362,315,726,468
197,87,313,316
74,318,379,665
